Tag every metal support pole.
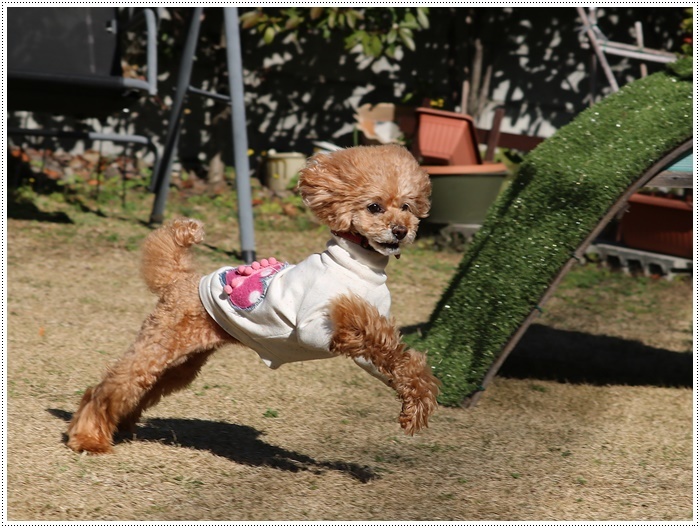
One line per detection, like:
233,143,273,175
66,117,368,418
149,7,203,224
576,6,619,92
223,7,256,263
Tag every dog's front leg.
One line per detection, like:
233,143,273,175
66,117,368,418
352,355,391,385
328,294,440,435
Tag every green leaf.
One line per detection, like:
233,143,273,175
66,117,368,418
417,8,430,29
386,28,397,45
263,25,276,44
309,7,325,20
280,7,299,18
360,31,371,48
402,12,419,30
346,10,357,29
344,31,363,49
369,34,383,57
285,16,303,30
239,10,261,30
398,27,416,51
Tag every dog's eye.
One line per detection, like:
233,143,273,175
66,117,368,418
401,203,411,212
367,203,384,214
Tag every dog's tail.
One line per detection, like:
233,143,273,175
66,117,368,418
140,217,205,295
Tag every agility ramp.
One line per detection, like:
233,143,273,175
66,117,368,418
408,58,693,407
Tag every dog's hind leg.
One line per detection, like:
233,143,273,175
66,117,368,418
328,294,440,435
117,348,218,435
66,280,231,453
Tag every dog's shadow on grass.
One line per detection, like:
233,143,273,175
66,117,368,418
48,410,377,483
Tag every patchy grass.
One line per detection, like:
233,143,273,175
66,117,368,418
5,184,693,521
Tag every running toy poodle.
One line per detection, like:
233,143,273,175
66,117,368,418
67,144,440,454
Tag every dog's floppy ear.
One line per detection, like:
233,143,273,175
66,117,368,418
412,169,432,219
297,151,355,232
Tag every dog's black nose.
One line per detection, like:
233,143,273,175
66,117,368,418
392,225,408,240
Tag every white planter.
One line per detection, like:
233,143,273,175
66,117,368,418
264,152,306,192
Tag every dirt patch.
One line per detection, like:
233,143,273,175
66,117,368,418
6,197,693,521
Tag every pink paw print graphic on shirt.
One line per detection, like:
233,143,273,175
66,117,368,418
222,257,286,310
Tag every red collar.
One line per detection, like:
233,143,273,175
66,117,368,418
331,230,375,252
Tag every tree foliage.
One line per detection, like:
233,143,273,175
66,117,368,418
239,7,430,59
680,7,693,56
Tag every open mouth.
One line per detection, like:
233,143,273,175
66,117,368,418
379,242,400,251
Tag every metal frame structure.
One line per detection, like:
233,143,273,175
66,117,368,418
8,7,158,160
7,7,256,263
148,7,256,263
576,6,676,93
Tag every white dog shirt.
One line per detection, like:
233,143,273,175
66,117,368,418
199,234,392,372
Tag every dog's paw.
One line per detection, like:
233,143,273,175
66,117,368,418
398,389,439,435
66,432,114,454
395,356,440,435
66,387,117,454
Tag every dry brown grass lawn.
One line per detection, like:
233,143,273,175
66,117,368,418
6,193,694,521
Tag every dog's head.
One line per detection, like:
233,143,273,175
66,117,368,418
297,144,431,258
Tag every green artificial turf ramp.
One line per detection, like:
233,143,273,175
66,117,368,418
411,59,693,407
